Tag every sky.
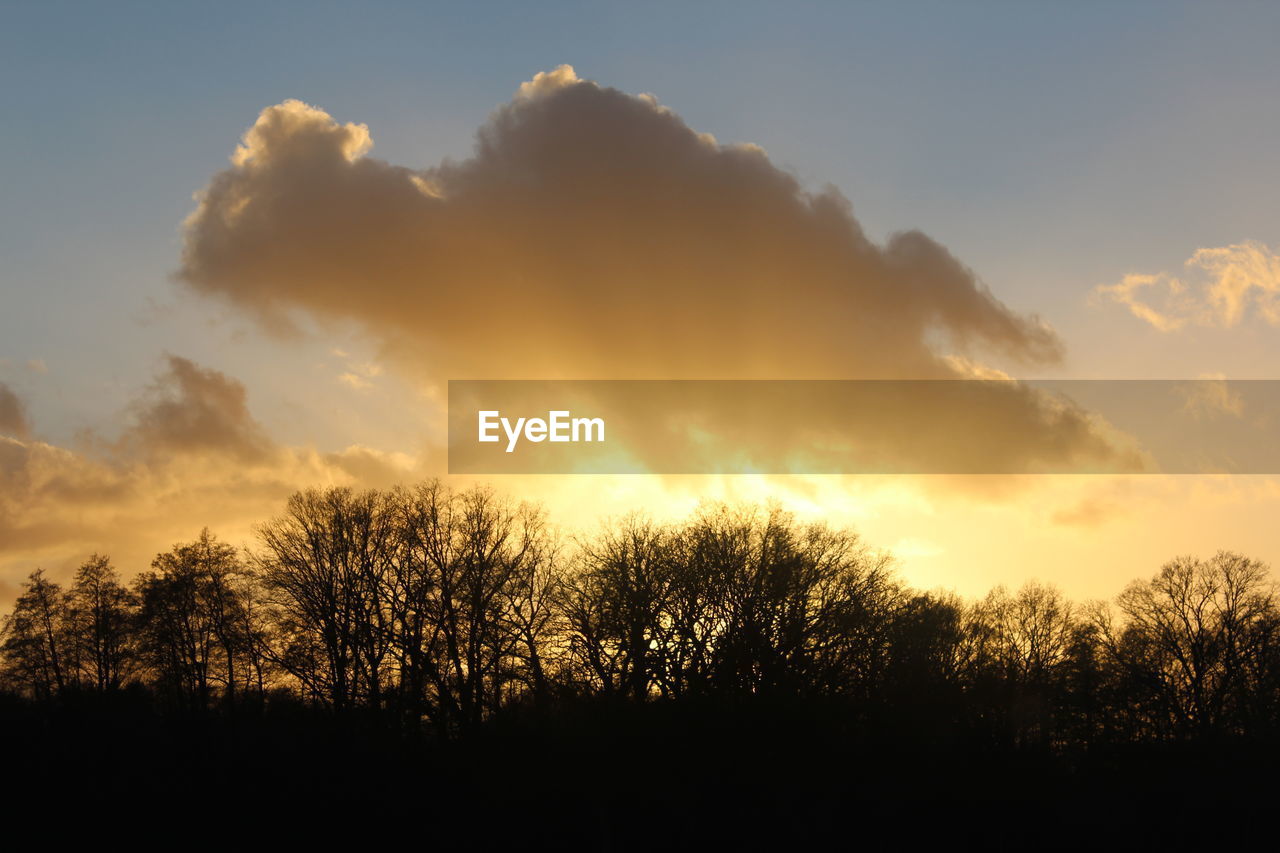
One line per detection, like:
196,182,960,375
3,1,1280,603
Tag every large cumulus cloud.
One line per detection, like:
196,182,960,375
179,66,1062,381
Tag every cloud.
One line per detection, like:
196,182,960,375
338,372,373,391
940,354,1013,380
1178,373,1245,421
1095,241,1280,331
1048,478,1136,528
0,383,30,439
335,354,384,391
1050,496,1120,528
178,66,1063,383
0,357,421,586
121,355,275,462
168,66,1158,481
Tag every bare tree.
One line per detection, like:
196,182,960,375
412,483,554,731
0,569,69,698
562,514,673,700
563,503,901,701
1096,551,1280,738
255,487,396,712
135,529,260,709
64,554,136,692
977,581,1076,685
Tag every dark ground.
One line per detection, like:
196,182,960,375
3,691,1274,849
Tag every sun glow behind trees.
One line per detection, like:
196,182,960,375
3,480,1278,745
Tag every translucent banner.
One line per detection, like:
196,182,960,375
447,379,1280,474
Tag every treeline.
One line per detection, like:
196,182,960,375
4,480,1280,749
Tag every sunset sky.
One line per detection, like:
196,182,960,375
3,1,1280,603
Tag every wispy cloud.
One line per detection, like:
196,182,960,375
1095,241,1280,331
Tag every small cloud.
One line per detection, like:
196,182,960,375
333,351,383,390
0,362,430,569
1051,496,1123,527
1092,273,1190,332
941,354,1012,380
26,358,48,374
338,371,373,391
1178,373,1245,421
122,355,275,462
0,382,31,438
1095,241,1280,331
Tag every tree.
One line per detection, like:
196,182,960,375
135,529,261,710
64,554,136,692
561,514,673,700
396,482,557,731
562,503,901,702
674,503,900,700
884,590,971,690
1097,551,1280,738
976,581,1076,686
0,569,69,699
255,487,396,712
969,580,1079,744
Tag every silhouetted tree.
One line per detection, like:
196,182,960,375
1095,551,1280,739
970,581,1078,744
7,482,1280,772
255,487,396,712
135,529,262,710
561,514,673,700
0,569,69,699
64,555,135,692
678,503,899,699
564,503,900,702
409,483,555,731
884,590,971,693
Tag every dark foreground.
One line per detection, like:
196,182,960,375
4,691,1274,848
